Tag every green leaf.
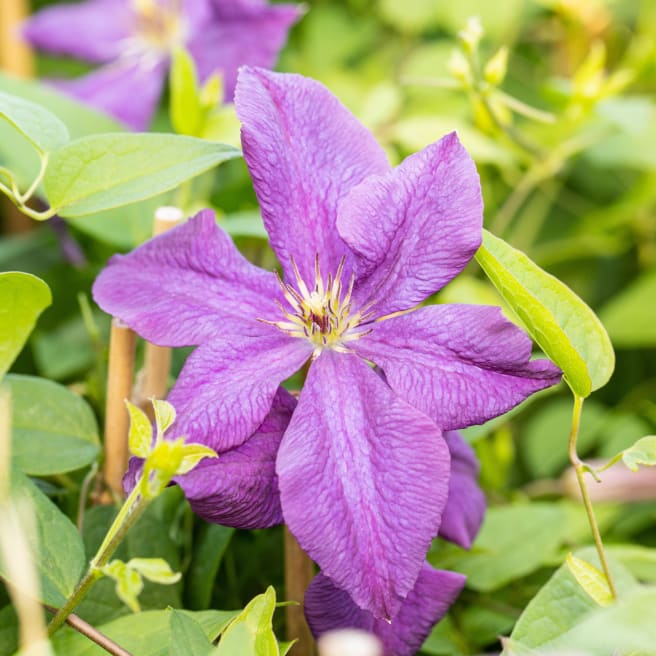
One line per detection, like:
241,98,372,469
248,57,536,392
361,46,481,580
0,470,85,607
153,399,176,436
185,524,234,610
127,558,181,585
0,90,69,153
621,435,656,472
508,547,636,652
7,374,100,476
44,133,241,217
475,229,615,397
170,47,203,137
126,400,153,459
566,553,613,607
599,270,656,347
563,586,656,654
51,609,237,655
102,560,144,613
437,503,568,592
169,610,213,656
0,272,51,379
214,587,279,656
177,443,218,475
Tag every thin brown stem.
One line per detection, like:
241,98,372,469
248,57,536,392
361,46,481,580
44,605,133,656
567,394,618,598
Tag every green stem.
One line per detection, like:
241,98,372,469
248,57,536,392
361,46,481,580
47,483,149,636
567,394,617,599
18,154,48,204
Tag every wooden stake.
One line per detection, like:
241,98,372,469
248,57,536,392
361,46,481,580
284,527,316,656
0,0,34,78
102,318,136,499
136,207,183,416
0,0,36,234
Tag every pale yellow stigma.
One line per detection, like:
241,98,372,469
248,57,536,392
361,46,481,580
262,256,373,357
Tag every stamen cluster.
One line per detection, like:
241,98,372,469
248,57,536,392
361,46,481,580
266,256,373,355
127,0,186,59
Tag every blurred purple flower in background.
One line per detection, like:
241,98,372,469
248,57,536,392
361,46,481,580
93,68,561,649
22,0,301,130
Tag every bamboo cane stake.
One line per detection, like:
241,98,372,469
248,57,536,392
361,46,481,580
136,207,183,417
0,0,36,234
284,527,316,656
102,319,136,499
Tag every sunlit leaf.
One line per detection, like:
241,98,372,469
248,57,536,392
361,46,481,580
44,133,241,217
127,558,181,585
0,90,69,153
126,400,153,459
0,272,51,380
566,554,613,607
170,47,203,137
621,435,656,472
475,229,614,397
214,587,279,656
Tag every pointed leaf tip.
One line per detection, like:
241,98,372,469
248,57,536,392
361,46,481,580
566,553,613,607
475,229,614,397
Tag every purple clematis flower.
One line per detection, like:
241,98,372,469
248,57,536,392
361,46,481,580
93,68,561,622
22,0,302,130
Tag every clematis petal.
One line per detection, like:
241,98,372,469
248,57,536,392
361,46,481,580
439,432,486,549
304,564,465,656
234,67,390,283
356,304,562,431
167,329,311,452
51,59,165,131
176,388,295,529
277,352,450,620
22,0,131,63
93,210,281,347
189,4,303,97
338,132,482,316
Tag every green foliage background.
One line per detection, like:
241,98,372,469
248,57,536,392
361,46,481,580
1,0,656,654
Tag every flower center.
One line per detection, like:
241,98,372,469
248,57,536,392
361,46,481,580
125,0,187,60
264,256,373,356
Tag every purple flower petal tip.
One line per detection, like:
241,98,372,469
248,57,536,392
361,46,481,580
305,564,466,656
439,431,486,549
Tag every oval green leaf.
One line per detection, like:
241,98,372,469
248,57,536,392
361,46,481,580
6,374,100,476
0,469,85,607
565,553,613,607
0,90,69,153
44,133,241,217
0,272,51,379
475,229,615,397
